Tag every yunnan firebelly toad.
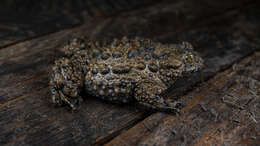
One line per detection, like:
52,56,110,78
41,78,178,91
49,37,203,112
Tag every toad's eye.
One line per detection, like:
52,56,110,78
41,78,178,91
186,53,195,63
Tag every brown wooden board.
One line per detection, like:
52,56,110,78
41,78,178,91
106,52,260,146
0,1,259,146
0,1,258,106
0,0,159,49
0,0,256,49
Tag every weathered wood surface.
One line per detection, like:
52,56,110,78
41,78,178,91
0,0,158,49
0,1,259,146
106,52,260,146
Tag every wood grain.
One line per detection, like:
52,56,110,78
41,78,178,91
0,1,259,145
106,52,260,146
0,0,159,49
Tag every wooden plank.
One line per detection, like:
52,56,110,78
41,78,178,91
0,1,259,146
0,0,255,49
0,9,81,49
93,0,257,39
1,0,258,110
0,88,150,146
0,0,159,49
106,52,260,146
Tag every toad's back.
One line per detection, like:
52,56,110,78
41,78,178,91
81,37,188,103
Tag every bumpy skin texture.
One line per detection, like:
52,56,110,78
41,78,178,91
49,37,204,112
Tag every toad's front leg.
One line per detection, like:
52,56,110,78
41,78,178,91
134,80,183,113
49,58,84,110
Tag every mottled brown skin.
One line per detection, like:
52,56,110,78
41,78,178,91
49,37,204,112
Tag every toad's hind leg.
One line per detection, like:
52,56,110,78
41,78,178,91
134,80,183,113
